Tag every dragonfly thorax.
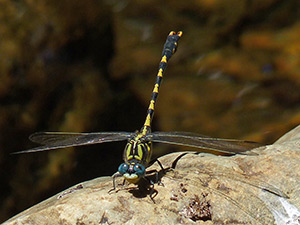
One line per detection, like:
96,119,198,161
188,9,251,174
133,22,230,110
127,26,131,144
123,134,152,164
120,133,153,183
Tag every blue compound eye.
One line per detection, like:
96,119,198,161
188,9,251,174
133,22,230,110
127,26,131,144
118,163,129,175
133,164,145,177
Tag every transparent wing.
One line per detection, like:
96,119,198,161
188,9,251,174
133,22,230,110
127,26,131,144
150,131,262,155
13,131,133,154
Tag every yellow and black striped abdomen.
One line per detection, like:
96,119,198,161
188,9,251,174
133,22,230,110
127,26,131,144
141,31,182,135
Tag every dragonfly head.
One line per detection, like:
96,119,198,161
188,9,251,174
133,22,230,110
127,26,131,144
118,163,145,184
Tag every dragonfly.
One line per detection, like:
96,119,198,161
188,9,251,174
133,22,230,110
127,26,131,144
14,31,262,191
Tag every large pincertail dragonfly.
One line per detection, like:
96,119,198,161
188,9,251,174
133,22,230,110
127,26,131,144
14,31,262,192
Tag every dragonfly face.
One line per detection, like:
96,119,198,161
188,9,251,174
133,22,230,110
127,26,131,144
118,163,146,184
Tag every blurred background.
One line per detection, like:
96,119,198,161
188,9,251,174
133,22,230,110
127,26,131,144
1,0,300,222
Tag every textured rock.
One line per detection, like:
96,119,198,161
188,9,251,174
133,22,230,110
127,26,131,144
4,126,300,225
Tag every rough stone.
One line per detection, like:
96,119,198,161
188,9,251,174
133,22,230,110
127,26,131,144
4,126,300,225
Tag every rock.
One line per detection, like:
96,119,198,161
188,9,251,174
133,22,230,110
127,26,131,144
4,126,300,225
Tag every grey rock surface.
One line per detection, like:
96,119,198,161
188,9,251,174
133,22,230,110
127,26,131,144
4,126,300,225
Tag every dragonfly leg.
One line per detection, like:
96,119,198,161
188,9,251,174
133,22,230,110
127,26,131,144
157,173,164,187
148,158,166,172
145,168,164,185
108,172,122,193
156,159,165,172
146,158,167,188
144,177,158,203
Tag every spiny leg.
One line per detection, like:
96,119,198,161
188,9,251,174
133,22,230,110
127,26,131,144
145,158,167,189
108,172,123,193
143,176,158,203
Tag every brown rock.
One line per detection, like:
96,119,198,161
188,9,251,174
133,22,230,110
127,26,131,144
4,126,300,225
